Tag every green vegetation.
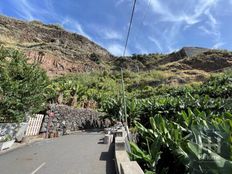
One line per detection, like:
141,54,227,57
90,53,101,64
126,73,232,174
0,46,231,173
130,111,232,174
46,71,121,108
0,47,49,122
29,20,63,30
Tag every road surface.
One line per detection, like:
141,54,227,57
0,131,115,174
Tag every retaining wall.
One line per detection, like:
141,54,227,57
40,104,111,135
114,127,144,174
0,122,28,142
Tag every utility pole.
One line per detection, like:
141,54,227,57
121,68,127,125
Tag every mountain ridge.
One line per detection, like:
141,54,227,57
0,15,232,84
0,15,112,77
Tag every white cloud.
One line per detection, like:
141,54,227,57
148,37,163,52
135,43,149,54
212,42,225,49
102,29,123,40
74,23,92,40
62,17,92,40
193,0,217,19
146,0,218,25
199,26,213,35
199,9,223,49
93,26,123,40
115,0,129,7
13,0,54,21
5,0,227,54
141,0,221,52
205,10,217,27
14,0,34,20
107,43,130,56
115,0,124,6
10,0,93,41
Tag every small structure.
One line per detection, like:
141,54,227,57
179,47,209,58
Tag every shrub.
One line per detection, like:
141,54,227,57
0,47,49,122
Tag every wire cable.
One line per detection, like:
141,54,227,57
132,0,151,56
137,0,151,37
122,0,137,57
120,0,137,126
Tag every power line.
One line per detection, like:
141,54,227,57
120,0,137,126
132,0,151,55
138,0,151,35
122,0,137,57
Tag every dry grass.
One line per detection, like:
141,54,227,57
0,35,18,45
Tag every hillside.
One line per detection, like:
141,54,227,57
0,15,112,77
0,15,232,85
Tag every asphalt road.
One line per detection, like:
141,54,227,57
0,131,115,174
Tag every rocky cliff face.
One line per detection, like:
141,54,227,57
1,15,232,81
0,15,113,77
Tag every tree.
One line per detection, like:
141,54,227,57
0,47,49,122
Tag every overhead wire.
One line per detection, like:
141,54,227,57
120,0,137,125
135,0,151,42
133,0,151,72
122,0,137,57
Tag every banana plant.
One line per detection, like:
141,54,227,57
131,109,232,174
126,98,142,126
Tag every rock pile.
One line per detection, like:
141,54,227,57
40,104,111,135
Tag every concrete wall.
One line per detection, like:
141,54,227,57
114,128,144,174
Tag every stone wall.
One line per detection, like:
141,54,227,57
40,104,111,135
0,123,19,141
0,123,27,142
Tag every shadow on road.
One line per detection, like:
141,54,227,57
99,143,115,174
98,138,105,144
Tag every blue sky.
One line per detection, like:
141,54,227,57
0,0,232,56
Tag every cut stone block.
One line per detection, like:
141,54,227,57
104,134,113,144
115,137,126,151
121,161,144,174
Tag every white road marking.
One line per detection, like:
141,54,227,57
30,162,46,174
